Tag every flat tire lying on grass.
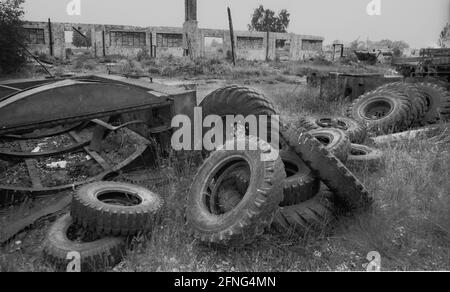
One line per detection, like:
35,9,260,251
71,182,163,236
186,137,285,244
281,126,373,211
43,214,125,272
297,115,367,144
233,150,320,206
347,88,413,134
271,189,335,235
347,144,384,171
414,83,450,123
307,128,350,162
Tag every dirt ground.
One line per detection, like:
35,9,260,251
0,57,449,272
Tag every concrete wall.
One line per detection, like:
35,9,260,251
23,22,50,57
23,20,324,62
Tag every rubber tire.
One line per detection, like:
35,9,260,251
71,182,163,236
199,85,280,147
200,85,278,117
186,137,286,244
297,115,367,144
415,82,450,123
347,144,384,171
43,214,125,272
377,82,427,125
347,88,413,134
233,150,320,206
307,128,351,162
281,125,373,211
272,188,335,235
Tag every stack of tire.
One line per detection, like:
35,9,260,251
347,82,450,134
295,115,384,171
43,182,163,271
186,86,374,245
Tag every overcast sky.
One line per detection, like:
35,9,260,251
23,0,449,48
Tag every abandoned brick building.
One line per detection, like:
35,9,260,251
22,0,324,61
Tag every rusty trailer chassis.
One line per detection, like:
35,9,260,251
0,74,197,204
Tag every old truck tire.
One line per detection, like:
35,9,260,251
272,189,335,235
186,137,285,244
43,214,125,272
415,83,450,123
307,128,351,162
347,88,413,134
71,182,163,236
347,144,384,171
297,115,367,144
377,82,427,124
281,125,373,211
200,85,280,147
233,150,320,206
200,85,278,117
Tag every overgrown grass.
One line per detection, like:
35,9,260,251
0,66,449,271
278,59,391,77
111,129,450,271
5,51,392,85
1,123,449,271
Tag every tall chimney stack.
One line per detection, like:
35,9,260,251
185,0,197,21
183,0,198,58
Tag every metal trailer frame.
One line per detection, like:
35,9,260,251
392,49,450,83
0,74,197,203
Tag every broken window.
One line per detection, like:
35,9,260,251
276,39,289,49
110,31,146,47
301,40,323,51
156,33,183,48
276,39,290,61
23,28,45,45
204,37,223,50
237,37,264,49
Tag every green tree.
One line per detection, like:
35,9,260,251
248,5,290,33
0,0,26,74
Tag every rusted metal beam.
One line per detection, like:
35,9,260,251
19,141,43,189
69,131,111,170
89,125,108,153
